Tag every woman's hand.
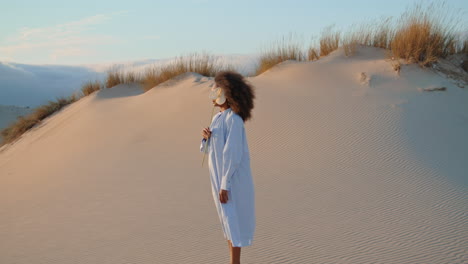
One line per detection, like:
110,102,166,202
219,189,229,203
202,127,212,140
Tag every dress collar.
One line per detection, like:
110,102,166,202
219,107,231,114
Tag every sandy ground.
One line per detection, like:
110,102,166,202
0,47,467,263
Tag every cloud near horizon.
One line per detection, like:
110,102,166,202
0,12,127,63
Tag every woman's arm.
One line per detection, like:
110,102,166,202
200,127,211,152
220,114,244,191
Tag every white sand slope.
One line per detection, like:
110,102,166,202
0,47,467,264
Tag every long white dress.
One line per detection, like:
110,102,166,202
200,107,256,247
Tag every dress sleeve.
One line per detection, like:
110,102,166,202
200,138,207,153
200,113,218,153
220,114,244,190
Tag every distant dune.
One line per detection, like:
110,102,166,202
0,55,258,138
0,61,104,107
0,55,258,108
0,47,466,263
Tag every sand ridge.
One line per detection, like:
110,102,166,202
0,47,467,263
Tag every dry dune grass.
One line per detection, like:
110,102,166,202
2,79,107,145
320,26,341,57
106,68,142,88
305,1,465,64
105,71,123,89
255,34,306,76
1,95,79,146
308,46,320,61
263,1,465,74
340,18,394,56
101,53,232,91
390,2,462,66
142,52,232,91
81,80,103,96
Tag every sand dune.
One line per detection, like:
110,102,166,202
0,47,467,263
0,55,257,108
0,62,103,107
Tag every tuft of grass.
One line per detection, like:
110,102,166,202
1,116,37,145
340,18,395,56
266,1,466,72
30,96,77,121
124,71,140,83
373,18,394,49
314,1,465,66
255,34,306,76
343,41,357,57
308,46,320,61
390,1,463,66
142,52,232,91
105,70,123,88
1,95,79,146
81,80,103,96
105,67,143,88
320,26,341,56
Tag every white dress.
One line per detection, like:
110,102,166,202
200,108,256,247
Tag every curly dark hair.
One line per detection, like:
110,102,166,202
214,71,255,122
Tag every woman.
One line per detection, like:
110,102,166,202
200,71,256,264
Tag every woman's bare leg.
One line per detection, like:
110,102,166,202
227,240,241,264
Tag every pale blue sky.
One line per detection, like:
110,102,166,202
1,0,467,65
